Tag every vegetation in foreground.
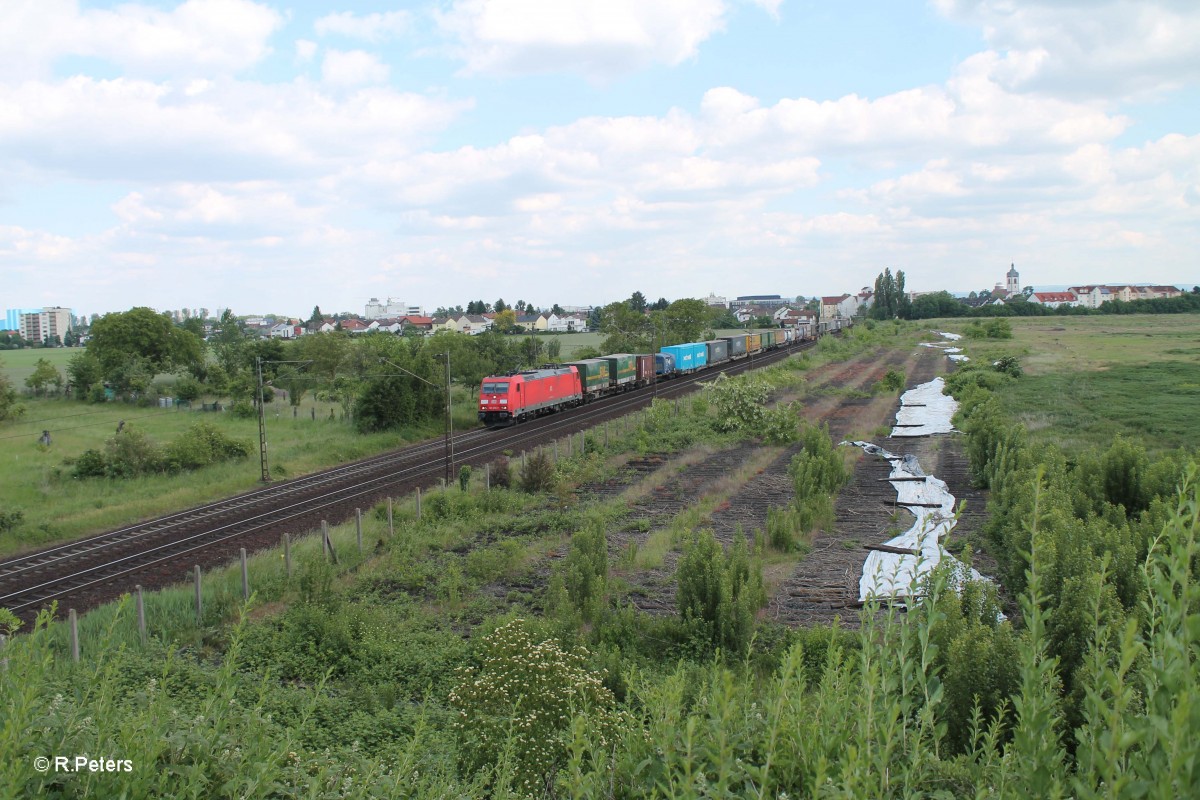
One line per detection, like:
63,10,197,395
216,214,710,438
2,319,1196,797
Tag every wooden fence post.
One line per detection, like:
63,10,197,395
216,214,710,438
485,463,490,490
356,508,363,554
194,566,203,625
387,499,394,537
240,548,249,600
69,609,79,663
136,585,146,644
416,487,422,519
0,633,7,672
567,435,572,457
283,533,292,578
605,421,609,448
553,440,558,462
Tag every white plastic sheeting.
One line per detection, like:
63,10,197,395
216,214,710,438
892,377,958,437
920,330,969,362
842,441,987,603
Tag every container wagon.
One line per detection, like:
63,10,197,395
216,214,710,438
566,358,612,400
746,333,762,355
635,354,655,387
705,339,729,366
723,334,748,360
478,367,582,426
601,353,638,390
659,342,708,374
761,330,776,350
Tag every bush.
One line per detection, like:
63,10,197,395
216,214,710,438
0,507,23,535
676,529,766,655
519,450,556,493
229,399,256,419
450,619,624,795
787,422,850,531
875,368,906,394
162,421,252,472
489,456,513,489
562,523,608,622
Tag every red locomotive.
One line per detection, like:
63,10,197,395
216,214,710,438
478,366,583,426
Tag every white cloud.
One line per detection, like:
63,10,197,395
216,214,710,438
0,0,283,80
321,49,391,87
933,0,1200,99
315,11,412,42
0,77,468,180
435,0,728,79
295,39,318,62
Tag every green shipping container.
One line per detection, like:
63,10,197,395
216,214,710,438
602,353,638,385
568,359,610,390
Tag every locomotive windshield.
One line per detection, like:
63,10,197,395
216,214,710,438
481,382,509,394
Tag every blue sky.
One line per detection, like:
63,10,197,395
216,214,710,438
2,0,1197,318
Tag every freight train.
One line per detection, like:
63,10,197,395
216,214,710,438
477,323,847,426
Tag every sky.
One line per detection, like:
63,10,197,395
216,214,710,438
1,0,1198,318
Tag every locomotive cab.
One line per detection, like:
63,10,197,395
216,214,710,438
478,379,513,425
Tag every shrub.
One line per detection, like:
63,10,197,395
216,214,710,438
0,507,23,535
489,456,513,489
993,355,1023,377
676,529,766,655
876,368,906,393
519,450,556,493
162,421,251,472
458,464,472,492
787,421,850,531
450,619,623,795
562,523,608,622
229,399,256,419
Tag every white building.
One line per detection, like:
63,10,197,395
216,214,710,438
365,298,424,320
19,307,72,343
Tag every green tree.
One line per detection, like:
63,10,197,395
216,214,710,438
598,301,653,353
24,358,62,396
494,298,508,313
550,303,564,316
546,337,562,362
493,308,518,333
628,291,648,313
67,350,104,396
0,359,23,421
660,298,711,345
87,307,203,387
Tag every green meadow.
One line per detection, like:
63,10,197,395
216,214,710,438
0,374,479,557
942,314,1200,452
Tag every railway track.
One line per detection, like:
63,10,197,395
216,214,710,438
0,339,818,622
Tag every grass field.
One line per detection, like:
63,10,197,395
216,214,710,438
938,315,1200,453
0,347,80,385
0,386,478,557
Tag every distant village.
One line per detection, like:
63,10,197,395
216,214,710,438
2,265,1190,347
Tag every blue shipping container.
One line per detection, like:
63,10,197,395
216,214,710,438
655,352,676,376
660,342,708,373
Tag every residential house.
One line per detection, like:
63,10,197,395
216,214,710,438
544,313,571,333
514,313,548,332
819,294,857,321
399,315,434,333
269,321,303,338
341,318,370,334
1028,291,1079,309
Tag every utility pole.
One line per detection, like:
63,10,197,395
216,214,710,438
256,356,269,482
443,350,454,484
255,358,312,483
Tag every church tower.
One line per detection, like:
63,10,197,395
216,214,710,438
1006,263,1020,294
